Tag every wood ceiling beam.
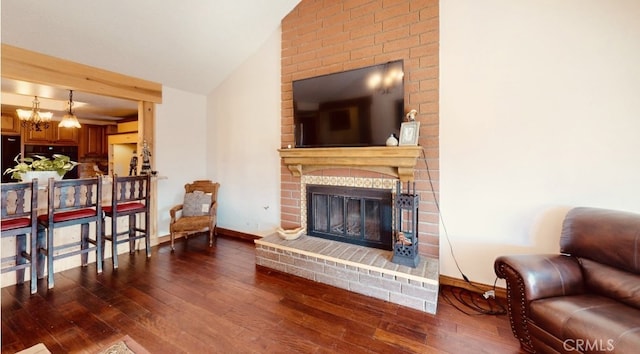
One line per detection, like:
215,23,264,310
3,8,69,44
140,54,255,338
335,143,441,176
1,44,162,103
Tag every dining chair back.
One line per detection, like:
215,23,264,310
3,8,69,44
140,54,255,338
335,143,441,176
37,176,102,289
102,174,151,269
1,179,39,294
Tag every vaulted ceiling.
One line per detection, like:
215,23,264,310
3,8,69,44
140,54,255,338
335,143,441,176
1,0,300,120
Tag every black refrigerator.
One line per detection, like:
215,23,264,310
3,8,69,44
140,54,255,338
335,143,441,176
1,135,21,183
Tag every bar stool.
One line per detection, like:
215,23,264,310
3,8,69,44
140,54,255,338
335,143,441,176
102,174,151,269
37,177,103,289
1,179,39,294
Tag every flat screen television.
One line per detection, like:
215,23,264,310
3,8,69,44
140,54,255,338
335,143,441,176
293,60,404,148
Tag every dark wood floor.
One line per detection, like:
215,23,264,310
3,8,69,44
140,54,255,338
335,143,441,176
2,235,525,354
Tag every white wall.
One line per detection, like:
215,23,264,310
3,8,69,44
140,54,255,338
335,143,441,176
207,28,282,236
440,0,640,285
155,86,208,237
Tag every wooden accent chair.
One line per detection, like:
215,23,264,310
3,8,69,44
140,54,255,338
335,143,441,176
102,174,151,269
169,180,219,250
1,179,38,294
37,177,103,289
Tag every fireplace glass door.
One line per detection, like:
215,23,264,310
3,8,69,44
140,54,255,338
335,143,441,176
307,185,392,250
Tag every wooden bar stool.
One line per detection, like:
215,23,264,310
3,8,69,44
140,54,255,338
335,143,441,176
37,177,103,289
1,179,39,294
102,174,151,269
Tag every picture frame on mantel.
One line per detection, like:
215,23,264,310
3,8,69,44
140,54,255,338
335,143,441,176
399,121,420,146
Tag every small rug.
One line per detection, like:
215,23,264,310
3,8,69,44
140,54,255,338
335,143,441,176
16,343,50,354
98,335,150,354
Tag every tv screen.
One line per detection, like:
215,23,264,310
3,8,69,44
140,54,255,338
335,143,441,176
293,60,404,148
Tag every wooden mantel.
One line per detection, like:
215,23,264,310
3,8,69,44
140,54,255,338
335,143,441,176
278,146,422,182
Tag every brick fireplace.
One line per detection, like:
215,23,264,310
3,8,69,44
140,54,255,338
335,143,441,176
279,0,440,258
256,0,440,313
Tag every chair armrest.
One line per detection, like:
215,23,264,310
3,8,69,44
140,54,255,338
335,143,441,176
208,201,218,216
170,204,183,221
495,254,585,302
495,254,585,353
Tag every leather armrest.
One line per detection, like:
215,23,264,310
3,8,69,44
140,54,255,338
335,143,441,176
495,254,584,302
494,254,584,353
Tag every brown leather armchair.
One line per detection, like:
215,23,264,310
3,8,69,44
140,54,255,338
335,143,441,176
169,180,219,250
495,207,640,353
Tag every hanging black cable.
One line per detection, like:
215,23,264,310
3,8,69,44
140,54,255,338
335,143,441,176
420,146,507,316
440,285,507,316
420,147,472,284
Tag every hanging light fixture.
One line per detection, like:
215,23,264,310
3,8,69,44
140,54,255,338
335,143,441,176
59,90,82,128
16,96,53,131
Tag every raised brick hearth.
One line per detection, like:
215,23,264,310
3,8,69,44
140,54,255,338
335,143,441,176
255,234,438,314
260,169,439,312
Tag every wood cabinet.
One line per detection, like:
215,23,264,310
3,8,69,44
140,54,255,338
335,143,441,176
11,119,113,158
54,124,80,144
22,125,53,144
1,113,21,135
22,121,80,145
18,122,112,157
79,124,109,158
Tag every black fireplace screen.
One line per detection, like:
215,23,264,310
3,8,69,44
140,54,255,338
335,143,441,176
307,185,392,250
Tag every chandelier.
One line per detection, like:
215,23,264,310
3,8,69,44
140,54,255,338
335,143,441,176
59,90,81,128
16,96,53,131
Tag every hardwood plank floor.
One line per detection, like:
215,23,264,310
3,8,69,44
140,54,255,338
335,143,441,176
1,236,525,353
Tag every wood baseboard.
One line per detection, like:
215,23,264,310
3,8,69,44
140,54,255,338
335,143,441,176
157,228,259,246
439,274,507,299
216,228,260,241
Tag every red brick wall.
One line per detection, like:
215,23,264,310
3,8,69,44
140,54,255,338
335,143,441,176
281,0,439,258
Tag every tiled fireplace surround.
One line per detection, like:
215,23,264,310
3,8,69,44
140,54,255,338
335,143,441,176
255,174,439,314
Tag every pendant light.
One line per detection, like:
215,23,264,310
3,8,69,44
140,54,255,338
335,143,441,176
59,90,81,128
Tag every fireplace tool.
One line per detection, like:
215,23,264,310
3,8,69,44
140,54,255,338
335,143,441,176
392,181,420,268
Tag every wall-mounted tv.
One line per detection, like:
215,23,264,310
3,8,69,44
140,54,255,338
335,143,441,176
293,60,404,148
